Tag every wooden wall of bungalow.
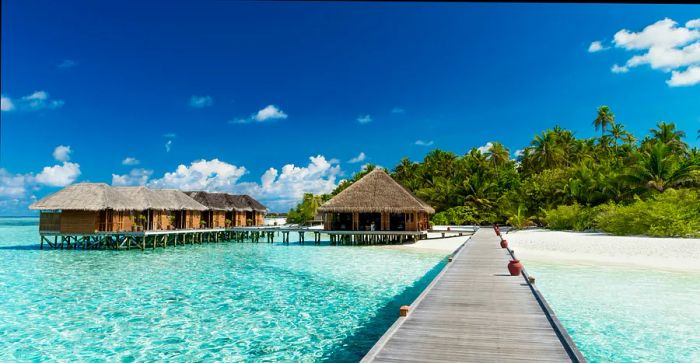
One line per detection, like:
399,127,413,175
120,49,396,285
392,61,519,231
39,209,211,234
200,210,227,228
322,211,430,232
229,210,264,226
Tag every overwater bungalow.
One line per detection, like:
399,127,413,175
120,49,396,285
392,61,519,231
184,191,268,227
29,183,208,233
318,169,435,231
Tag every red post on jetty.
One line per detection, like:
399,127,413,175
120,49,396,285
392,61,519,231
399,305,410,317
493,224,500,236
500,239,508,249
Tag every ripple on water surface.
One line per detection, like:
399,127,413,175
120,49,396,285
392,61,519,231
526,261,700,363
0,218,447,361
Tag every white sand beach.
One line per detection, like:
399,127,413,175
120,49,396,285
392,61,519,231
505,228,700,273
379,233,469,253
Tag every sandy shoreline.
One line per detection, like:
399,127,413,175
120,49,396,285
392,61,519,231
377,233,469,253
505,228,700,273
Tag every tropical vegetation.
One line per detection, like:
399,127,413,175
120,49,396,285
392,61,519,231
289,106,700,236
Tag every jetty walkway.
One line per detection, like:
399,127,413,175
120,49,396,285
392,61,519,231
363,228,586,362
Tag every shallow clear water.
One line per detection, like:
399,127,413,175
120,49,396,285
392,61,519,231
526,261,700,363
0,217,446,362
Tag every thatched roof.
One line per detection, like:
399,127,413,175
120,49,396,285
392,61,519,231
317,169,435,214
185,191,267,212
30,184,207,211
226,195,252,212
116,187,207,211
30,183,266,212
185,191,230,211
30,183,138,211
239,195,268,212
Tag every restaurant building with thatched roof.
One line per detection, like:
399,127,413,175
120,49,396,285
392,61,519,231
317,169,435,231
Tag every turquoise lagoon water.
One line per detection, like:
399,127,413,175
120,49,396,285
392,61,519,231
0,217,447,362
526,261,700,362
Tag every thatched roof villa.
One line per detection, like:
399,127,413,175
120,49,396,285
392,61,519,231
185,191,268,227
317,169,434,231
30,183,267,233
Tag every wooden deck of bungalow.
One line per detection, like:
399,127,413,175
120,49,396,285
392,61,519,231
38,226,477,249
362,228,586,363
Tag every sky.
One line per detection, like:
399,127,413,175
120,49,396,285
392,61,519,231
1,2,699,214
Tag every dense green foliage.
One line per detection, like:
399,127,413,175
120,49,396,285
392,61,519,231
286,193,331,225
595,189,700,237
289,106,700,236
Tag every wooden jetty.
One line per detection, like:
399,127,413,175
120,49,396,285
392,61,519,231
362,228,586,363
38,227,476,250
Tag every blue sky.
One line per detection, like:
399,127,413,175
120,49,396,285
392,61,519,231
1,2,699,214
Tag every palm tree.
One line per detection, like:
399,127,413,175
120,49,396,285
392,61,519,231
650,121,687,153
485,142,510,168
528,129,565,171
593,106,615,137
625,142,697,192
607,123,634,154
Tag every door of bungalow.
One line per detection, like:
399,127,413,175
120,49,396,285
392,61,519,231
174,210,186,229
332,213,353,230
225,211,234,227
97,210,113,231
389,213,407,231
358,213,381,231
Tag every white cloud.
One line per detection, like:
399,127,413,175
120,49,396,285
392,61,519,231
391,107,406,114
163,133,177,138
112,168,153,186
228,118,250,124
614,18,699,50
348,152,366,164
35,162,81,187
1,91,64,112
165,140,173,152
667,66,700,87
624,41,700,71
57,59,77,69
20,91,64,110
611,64,629,73
603,18,700,86
0,169,32,197
253,105,287,122
514,149,525,158
189,95,213,108
414,140,434,146
357,115,372,124
148,159,248,191
588,41,608,53
122,157,140,166
0,149,83,214
239,155,341,211
230,105,288,124
477,142,493,154
143,155,340,211
1,95,14,112
52,145,72,162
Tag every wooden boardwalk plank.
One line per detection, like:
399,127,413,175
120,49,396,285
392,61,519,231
363,228,585,363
